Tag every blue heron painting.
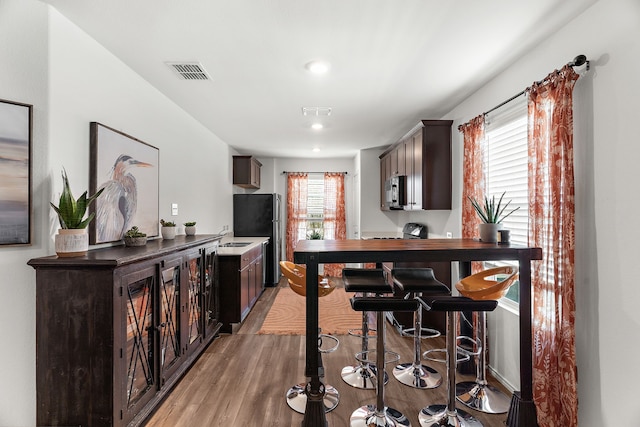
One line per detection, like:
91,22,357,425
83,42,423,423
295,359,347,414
96,154,152,242
90,122,159,244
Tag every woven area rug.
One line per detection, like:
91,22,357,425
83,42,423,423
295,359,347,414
257,287,361,335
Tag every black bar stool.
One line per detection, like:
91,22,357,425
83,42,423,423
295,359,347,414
391,268,450,389
350,296,419,427
418,296,498,427
341,268,392,389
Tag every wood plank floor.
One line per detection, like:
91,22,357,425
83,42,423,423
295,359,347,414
145,280,510,426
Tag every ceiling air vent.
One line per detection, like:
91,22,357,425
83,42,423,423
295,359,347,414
166,62,211,80
302,106,332,116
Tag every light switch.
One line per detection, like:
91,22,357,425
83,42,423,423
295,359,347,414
171,203,178,216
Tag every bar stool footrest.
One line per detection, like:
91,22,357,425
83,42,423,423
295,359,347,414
399,326,441,340
347,328,377,339
423,347,471,364
318,334,339,353
355,350,400,366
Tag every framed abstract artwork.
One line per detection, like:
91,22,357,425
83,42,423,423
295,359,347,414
0,99,32,245
89,122,159,244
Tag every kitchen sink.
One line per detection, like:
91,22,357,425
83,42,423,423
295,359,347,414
219,242,252,248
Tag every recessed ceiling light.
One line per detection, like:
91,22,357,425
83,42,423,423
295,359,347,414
312,147,321,152
305,60,330,74
311,123,323,130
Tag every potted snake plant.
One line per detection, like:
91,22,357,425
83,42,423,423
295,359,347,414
50,168,104,257
468,191,519,243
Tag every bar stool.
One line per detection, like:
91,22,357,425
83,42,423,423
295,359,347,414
341,268,392,389
350,296,419,427
419,296,498,427
455,266,519,414
391,268,449,389
280,261,341,414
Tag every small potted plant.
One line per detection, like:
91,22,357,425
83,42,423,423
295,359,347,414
468,191,519,243
160,219,177,240
50,168,104,257
123,226,147,247
184,221,197,236
307,229,323,240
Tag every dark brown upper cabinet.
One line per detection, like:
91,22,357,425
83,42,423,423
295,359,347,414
380,120,452,211
233,155,262,189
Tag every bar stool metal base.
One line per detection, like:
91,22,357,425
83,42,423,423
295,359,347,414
351,405,411,427
393,362,442,389
285,383,340,414
341,364,388,389
455,381,511,414
418,404,482,427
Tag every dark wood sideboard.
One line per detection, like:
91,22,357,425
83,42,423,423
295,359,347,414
28,235,223,427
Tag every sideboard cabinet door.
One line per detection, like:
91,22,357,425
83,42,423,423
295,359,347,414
120,265,157,426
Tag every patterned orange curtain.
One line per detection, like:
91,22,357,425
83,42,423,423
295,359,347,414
285,173,308,263
459,115,486,240
528,65,579,427
322,172,346,277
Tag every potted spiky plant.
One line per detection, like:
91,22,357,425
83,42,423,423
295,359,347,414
468,191,519,243
50,168,104,257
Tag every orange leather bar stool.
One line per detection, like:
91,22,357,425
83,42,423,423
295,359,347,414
349,296,419,427
280,261,340,414
418,296,498,427
341,268,393,390
454,266,519,414
391,268,450,389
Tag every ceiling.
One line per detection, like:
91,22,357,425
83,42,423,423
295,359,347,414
41,0,596,158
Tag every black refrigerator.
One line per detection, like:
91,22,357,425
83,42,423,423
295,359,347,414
233,193,281,286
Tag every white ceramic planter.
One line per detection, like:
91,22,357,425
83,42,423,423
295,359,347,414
478,223,503,243
161,226,176,240
185,226,196,236
55,228,89,257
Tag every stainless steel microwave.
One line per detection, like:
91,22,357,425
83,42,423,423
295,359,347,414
384,175,407,210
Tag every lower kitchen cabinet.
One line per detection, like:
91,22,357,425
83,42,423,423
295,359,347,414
218,244,264,333
28,235,222,427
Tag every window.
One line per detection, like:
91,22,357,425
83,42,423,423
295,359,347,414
292,173,340,242
298,173,325,240
483,95,527,304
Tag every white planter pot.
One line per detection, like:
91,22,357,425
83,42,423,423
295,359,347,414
478,223,503,243
185,226,196,236
161,226,176,240
55,228,89,257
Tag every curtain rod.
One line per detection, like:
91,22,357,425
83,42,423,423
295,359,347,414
282,171,347,175
461,54,589,128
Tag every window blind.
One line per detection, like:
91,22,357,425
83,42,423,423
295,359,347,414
484,94,528,247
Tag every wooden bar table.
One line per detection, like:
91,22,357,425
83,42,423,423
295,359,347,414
294,238,542,427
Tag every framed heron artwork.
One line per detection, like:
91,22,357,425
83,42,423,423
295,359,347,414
0,98,32,245
89,122,159,245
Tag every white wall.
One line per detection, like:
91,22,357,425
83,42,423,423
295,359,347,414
445,0,640,424
0,1,234,425
0,1,49,425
